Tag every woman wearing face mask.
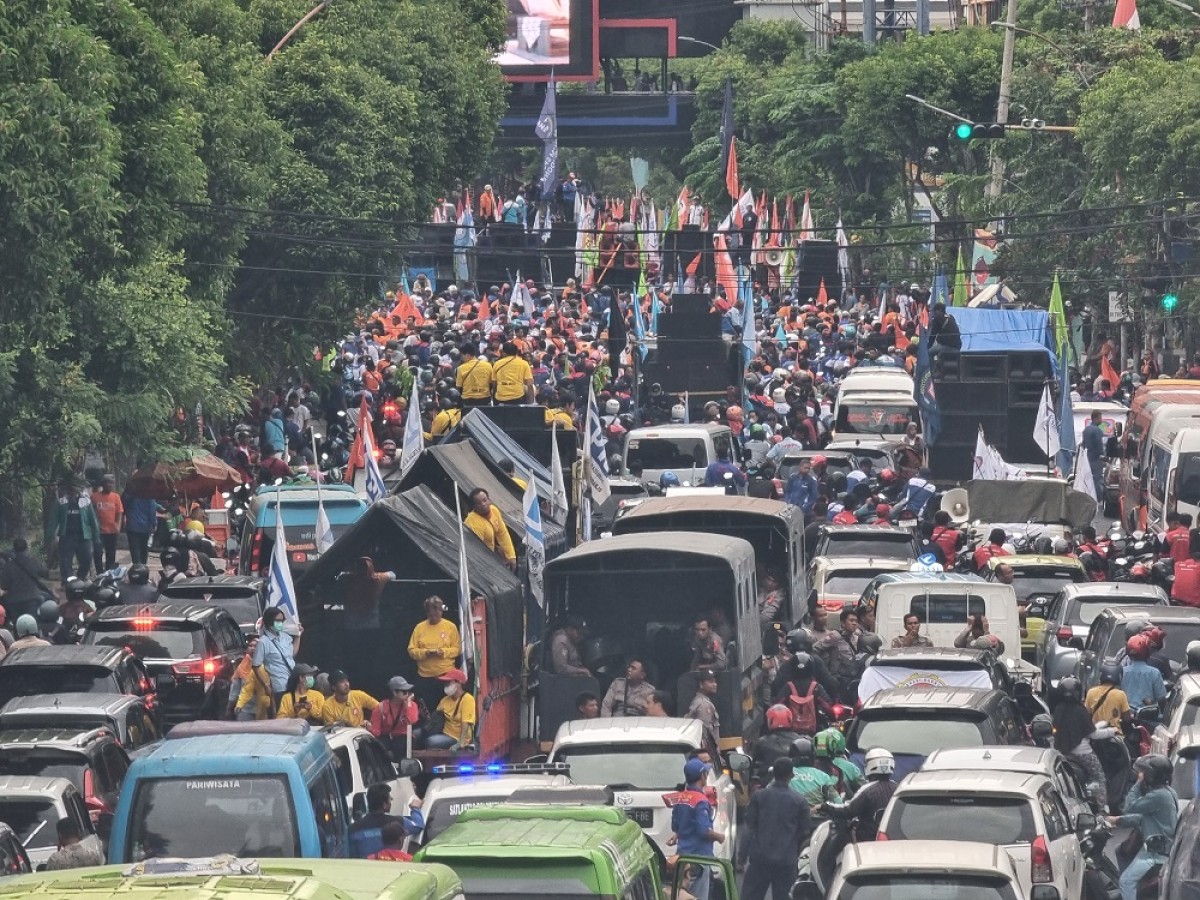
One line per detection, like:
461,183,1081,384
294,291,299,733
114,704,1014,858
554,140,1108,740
251,606,296,713
424,669,476,750
276,664,325,723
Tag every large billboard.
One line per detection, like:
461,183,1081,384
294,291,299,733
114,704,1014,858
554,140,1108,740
497,0,598,81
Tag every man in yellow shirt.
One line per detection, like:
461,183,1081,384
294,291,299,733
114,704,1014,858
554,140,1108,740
408,596,461,708
491,342,534,405
321,670,380,727
456,345,492,407
464,488,516,571
428,397,462,438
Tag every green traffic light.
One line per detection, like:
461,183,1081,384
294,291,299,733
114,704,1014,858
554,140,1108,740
954,122,973,140
1163,292,1180,312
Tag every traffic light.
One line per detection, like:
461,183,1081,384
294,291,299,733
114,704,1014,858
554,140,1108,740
1162,292,1180,312
951,122,1007,141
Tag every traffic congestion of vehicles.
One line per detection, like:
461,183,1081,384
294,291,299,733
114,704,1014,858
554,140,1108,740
8,297,1200,900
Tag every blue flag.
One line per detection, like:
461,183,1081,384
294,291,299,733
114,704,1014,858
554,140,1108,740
775,321,787,344
914,324,941,447
931,269,949,308
535,77,558,197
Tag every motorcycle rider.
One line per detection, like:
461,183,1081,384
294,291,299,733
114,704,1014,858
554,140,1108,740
778,629,838,703
771,652,833,735
120,563,160,605
814,727,864,796
787,736,841,807
1122,634,1166,710
1053,676,1109,810
751,704,803,783
1107,755,1179,900
1086,661,1133,735
822,747,898,843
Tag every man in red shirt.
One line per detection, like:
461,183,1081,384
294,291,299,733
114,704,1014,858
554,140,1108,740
929,510,961,566
974,528,1010,573
367,821,413,861
90,475,124,573
1164,513,1193,563
1174,550,1200,608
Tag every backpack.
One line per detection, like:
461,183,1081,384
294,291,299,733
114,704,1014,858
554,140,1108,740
786,680,818,734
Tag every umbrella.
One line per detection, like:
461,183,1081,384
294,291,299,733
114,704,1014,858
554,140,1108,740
125,452,245,500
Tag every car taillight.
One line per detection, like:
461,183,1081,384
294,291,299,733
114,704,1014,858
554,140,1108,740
83,770,108,824
174,658,218,689
1057,627,1074,644
820,599,844,612
251,532,263,574
1031,835,1053,883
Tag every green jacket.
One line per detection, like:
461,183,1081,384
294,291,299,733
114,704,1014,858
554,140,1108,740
789,768,840,807
47,497,101,544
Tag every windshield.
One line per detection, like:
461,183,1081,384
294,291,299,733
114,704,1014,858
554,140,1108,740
1009,570,1084,603
0,752,84,791
907,594,986,624
425,795,509,840
84,622,204,660
126,776,299,860
836,404,916,436
822,572,879,597
1177,453,1200,507
0,667,117,707
838,875,1019,900
553,743,691,790
821,534,915,560
852,715,986,756
885,795,1035,843
626,438,708,472
0,799,59,850
1105,621,1200,661
1069,598,1159,627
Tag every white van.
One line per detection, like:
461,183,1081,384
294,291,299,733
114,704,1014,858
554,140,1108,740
839,368,915,398
831,391,919,443
621,423,735,486
860,572,1022,662
1145,419,1200,532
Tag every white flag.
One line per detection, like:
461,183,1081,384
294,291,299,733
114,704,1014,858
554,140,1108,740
315,500,334,555
1033,383,1061,461
360,411,388,504
398,378,423,481
1074,446,1099,501
583,382,611,505
523,476,545,609
550,422,569,523
267,503,300,624
454,492,477,669
973,427,992,480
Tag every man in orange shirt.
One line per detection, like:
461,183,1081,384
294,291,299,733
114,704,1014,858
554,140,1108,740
91,475,124,573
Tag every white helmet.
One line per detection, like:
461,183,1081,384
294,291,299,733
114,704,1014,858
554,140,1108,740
771,388,786,403
670,404,686,422
863,747,896,778
605,399,620,416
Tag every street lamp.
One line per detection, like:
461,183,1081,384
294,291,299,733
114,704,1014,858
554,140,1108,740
678,35,722,52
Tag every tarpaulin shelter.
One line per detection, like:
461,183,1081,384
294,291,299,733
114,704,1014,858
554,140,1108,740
295,486,523,697
459,409,565,515
949,307,1057,370
964,479,1096,528
393,441,567,558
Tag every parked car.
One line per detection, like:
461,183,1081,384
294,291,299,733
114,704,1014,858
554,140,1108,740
813,524,921,563
828,840,1037,900
81,604,245,726
0,822,31,877
806,555,910,616
0,727,130,828
417,765,573,846
1168,725,1200,818
0,775,94,868
878,769,1087,900
1151,674,1200,756
1032,582,1170,691
322,725,420,817
0,693,160,750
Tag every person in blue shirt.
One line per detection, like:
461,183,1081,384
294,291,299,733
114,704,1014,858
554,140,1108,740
703,448,747,495
1122,634,1166,708
122,491,158,565
251,606,297,706
894,468,935,520
669,758,725,899
784,458,819,518
263,408,286,455
1108,755,1178,900
348,782,427,858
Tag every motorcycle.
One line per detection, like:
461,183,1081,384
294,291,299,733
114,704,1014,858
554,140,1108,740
1082,820,1163,900
791,815,856,900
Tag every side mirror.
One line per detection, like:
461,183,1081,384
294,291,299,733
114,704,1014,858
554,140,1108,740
726,751,752,775
397,758,423,778
1136,705,1162,723
1027,603,1047,619
351,792,367,820
1075,812,1097,832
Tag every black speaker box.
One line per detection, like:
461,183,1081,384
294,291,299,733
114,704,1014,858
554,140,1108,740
1008,351,1051,381
960,354,1007,381
1009,380,1045,407
928,445,973,482
473,406,546,433
795,240,840,301
939,381,1007,414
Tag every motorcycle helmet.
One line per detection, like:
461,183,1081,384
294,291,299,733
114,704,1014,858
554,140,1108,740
785,629,813,654
63,577,90,601
659,472,682,489
858,632,883,655
791,736,815,767
1144,625,1166,648
1187,640,1200,672
791,652,813,675
811,455,827,469
1126,633,1153,660
878,468,897,485
1030,713,1054,743
1057,675,1083,701
127,564,150,586
15,615,38,638
160,547,183,568
92,586,118,608
1032,536,1055,555
37,599,60,623
814,728,847,759
604,399,620,416
1052,537,1070,554
766,704,793,732
863,747,896,778
1124,620,1152,640
1133,754,1173,788
1100,661,1123,684
670,404,686,423
1130,562,1150,580
875,503,892,519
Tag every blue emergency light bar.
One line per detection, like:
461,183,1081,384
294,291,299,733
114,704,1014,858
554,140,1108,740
430,761,571,777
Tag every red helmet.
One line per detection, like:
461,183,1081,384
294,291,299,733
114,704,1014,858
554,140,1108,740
1131,562,1150,579
1126,634,1153,660
875,503,892,517
766,704,793,731
879,468,897,484
1144,625,1166,648
811,455,827,468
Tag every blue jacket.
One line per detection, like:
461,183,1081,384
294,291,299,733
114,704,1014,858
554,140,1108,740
1116,782,1177,857
264,415,286,454
784,473,819,514
123,494,158,533
670,788,715,856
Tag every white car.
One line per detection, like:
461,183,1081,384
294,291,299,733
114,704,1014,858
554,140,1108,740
1151,674,1200,755
0,775,95,868
807,555,911,616
322,725,420,816
1169,725,1200,818
546,718,741,864
878,769,1085,900
417,766,573,845
829,839,1045,900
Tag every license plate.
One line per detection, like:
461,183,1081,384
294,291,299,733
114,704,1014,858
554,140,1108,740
625,808,655,828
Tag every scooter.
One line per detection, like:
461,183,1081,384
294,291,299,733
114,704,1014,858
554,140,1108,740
790,814,856,900
1082,820,1163,900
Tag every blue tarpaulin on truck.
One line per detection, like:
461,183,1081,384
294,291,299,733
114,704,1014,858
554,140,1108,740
950,307,1056,362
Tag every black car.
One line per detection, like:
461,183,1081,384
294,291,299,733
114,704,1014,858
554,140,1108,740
0,727,130,827
158,574,268,638
0,646,167,732
81,604,245,726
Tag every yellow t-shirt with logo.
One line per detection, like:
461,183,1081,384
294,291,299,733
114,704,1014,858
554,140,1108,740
456,359,493,400
319,689,379,727
491,356,532,402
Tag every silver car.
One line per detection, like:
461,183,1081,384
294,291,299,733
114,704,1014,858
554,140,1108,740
1033,582,1169,689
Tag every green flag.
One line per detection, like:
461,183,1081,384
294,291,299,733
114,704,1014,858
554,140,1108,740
953,246,969,307
1048,273,1069,363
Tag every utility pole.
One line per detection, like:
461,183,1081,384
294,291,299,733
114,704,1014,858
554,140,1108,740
986,0,1018,198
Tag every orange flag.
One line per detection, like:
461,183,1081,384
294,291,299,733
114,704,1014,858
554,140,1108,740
816,278,829,306
686,253,703,277
1101,343,1120,389
725,137,739,201
390,288,421,325
712,233,737,310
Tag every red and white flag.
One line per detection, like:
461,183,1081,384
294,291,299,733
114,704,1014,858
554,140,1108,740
799,190,815,241
1112,0,1140,28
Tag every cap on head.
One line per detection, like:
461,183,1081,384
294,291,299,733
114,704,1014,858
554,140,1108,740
388,676,415,692
683,758,710,782
438,668,468,684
